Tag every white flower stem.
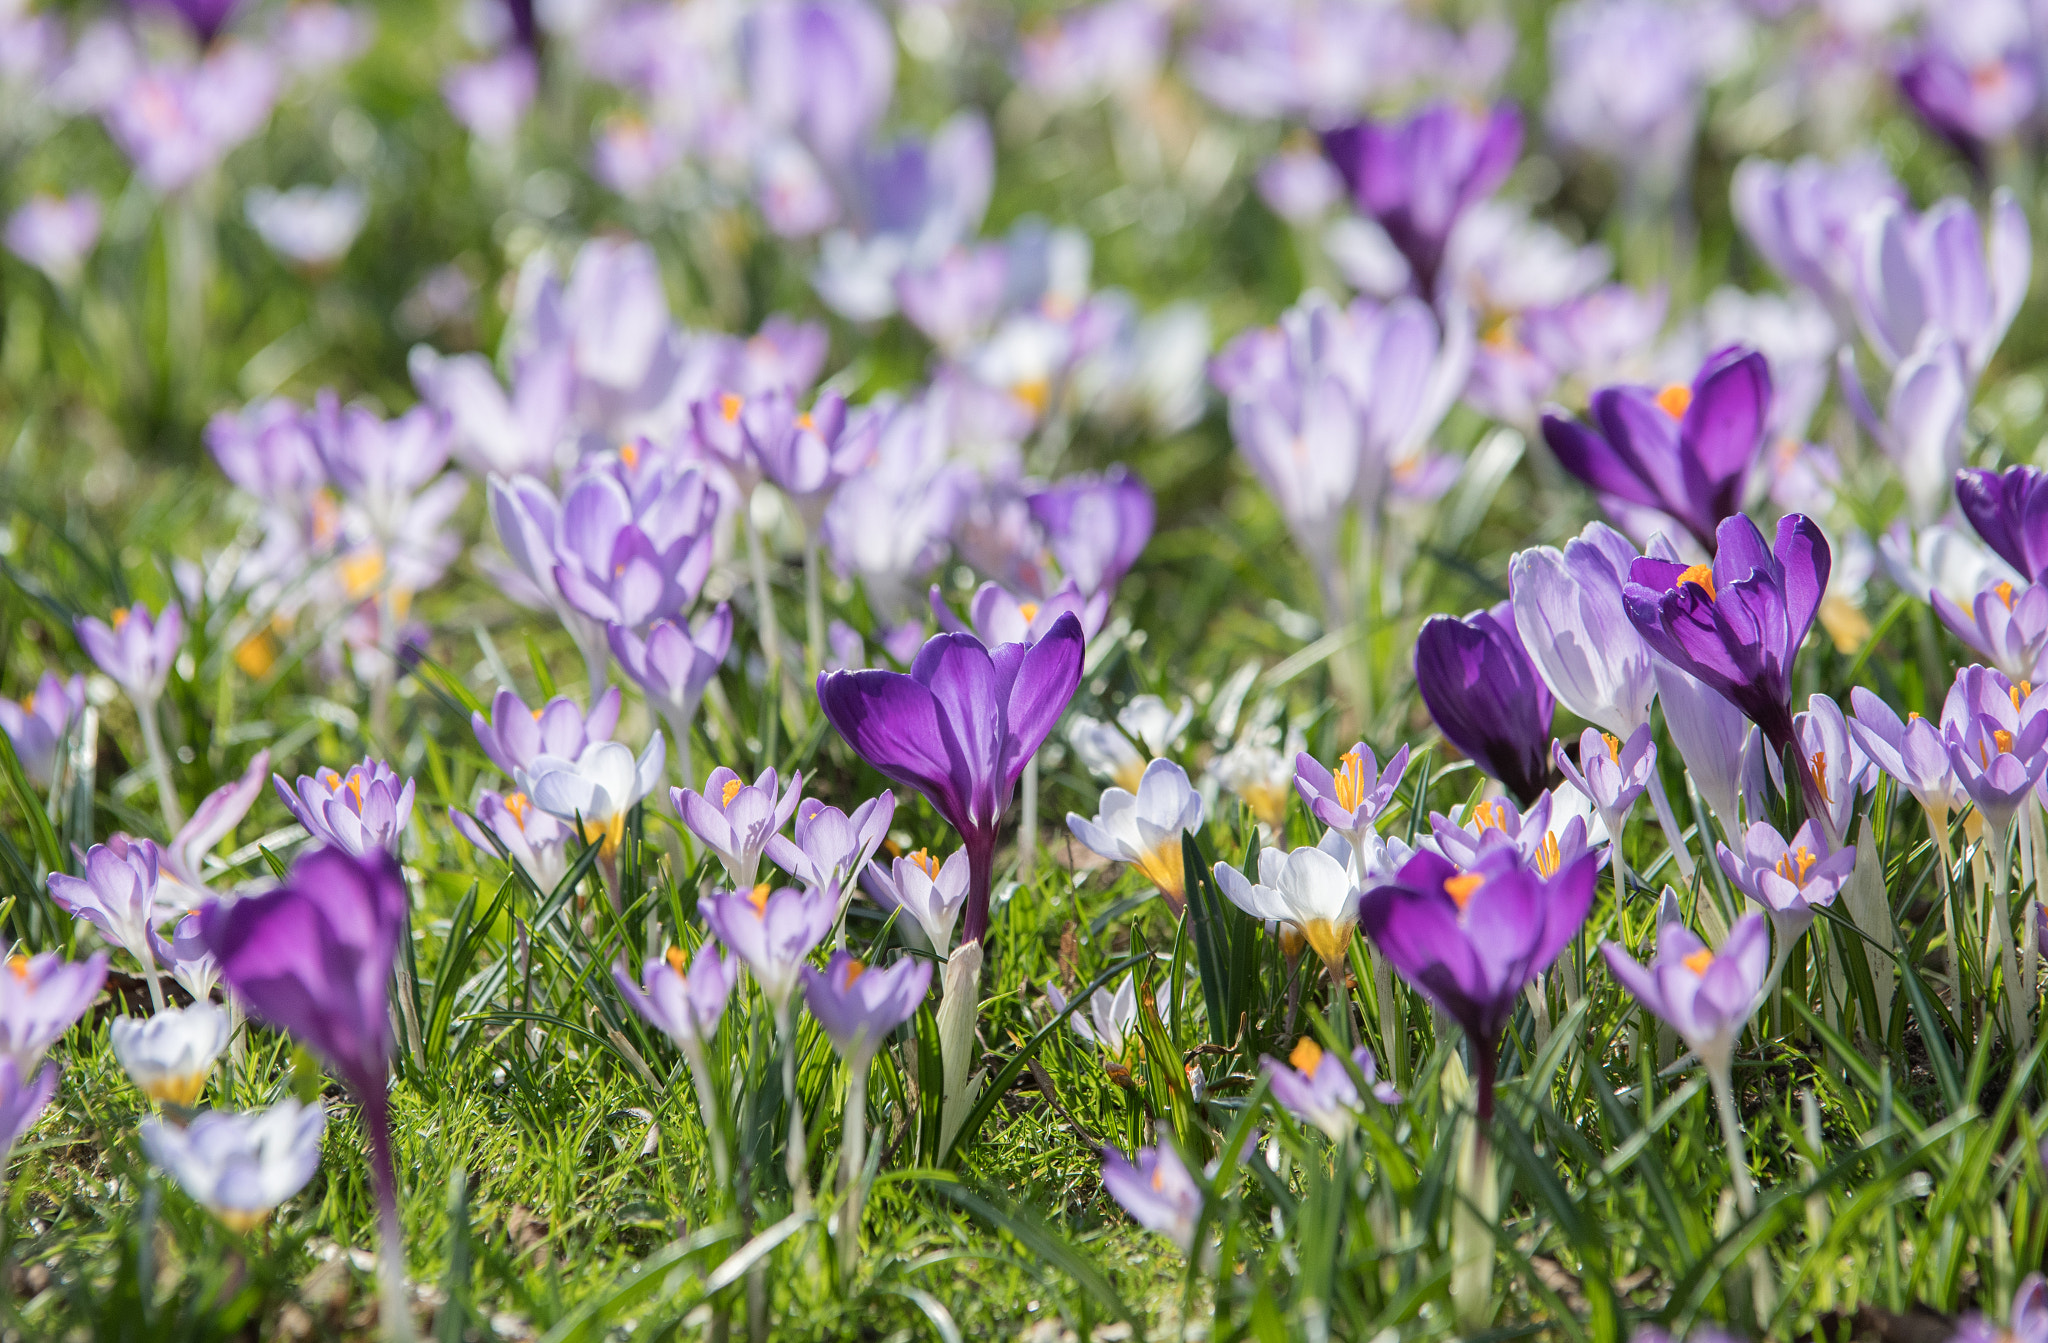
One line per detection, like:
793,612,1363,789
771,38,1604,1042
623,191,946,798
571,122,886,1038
838,1062,869,1278
1989,819,2030,1055
803,532,826,681
744,503,783,675
140,957,165,1015
133,696,185,834
775,1001,811,1213
1710,1063,1755,1219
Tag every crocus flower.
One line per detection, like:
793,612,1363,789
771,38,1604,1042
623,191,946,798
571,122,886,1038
47,835,163,976
1263,1037,1398,1138
932,578,1109,648
1948,1272,2048,1343
548,468,720,634
1066,760,1204,913
1046,973,1139,1060
702,884,835,1011
1624,512,1830,756
158,751,270,912
140,1099,326,1234
675,766,805,890
5,193,101,287
1102,1136,1203,1253
1211,729,1305,831
1602,912,1768,1074
1359,846,1599,1118
1540,346,1771,550
104,48,279,196
1732,152,1905,324
1848,687,1966,827
0,952,107,1073
274,757,415,855
1067,696,1193,793
1957,466,2048,586
244,184,366,269
817,617,1085,949
450,790,571,891
443,50,536,145
1027,467,1154,599
471,686,621,780
1793,693,1871,843
0,671,85,790
0,1058,57,1181
1318,100,1522,297
1854,192,2029,384
519,735,667,861
1293,743,1409,851
608,606,732,771
110,1000,229,1107
1543,0,1731,190
1898,41,2037,175
1509,522,1658,736
1941,665,2048,834
134,0,244,43
1428,789,1600,877
1415,602,1555,805
740,390,869,529
1213,835,1361,970
802,951,932,1063
151,914,220,1003
76,602,183,706
862,848,968,957
1553,726,1655,841
1934,579,2048,681
614,940,740,1052
1716,820,1856,939
1839,331,1970,526
765,792,894,891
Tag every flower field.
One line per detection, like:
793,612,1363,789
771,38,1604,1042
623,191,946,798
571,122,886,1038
5,0,2048,1338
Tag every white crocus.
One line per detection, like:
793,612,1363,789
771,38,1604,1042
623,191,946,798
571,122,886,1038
111,1001,230,1107
519,735,666,858
865,848,969,958
141,1099,326,1233
1067,717,1145,792
1214,833,1360,968
1046,973,1138,1059
1066,760,1204,910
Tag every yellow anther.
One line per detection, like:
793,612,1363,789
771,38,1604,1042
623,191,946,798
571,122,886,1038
1775,846,1818,884
720,392,743,423
1535,831,1561,878
1676,564,1717,599
1603,733,1621,762
748,882,772,913
1289,1037,1324,1074
1682,949,1714,975
505,792,532,827
110,607,132,630
721,777,744,806
1998,580,2017,609
1333,750,1367,814
1654,383,1693,419
843,958,866,985
908,848,940,878
1018,602,1040,623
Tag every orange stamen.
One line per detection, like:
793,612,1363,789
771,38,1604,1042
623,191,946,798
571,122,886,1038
1677,564,1717,599
1334,750,1367,814
748,882,772,913
665,945,688,975
1810,753,1832,806
1997,580,2017,609
1017,602,1040,623
1445,872,1485,909
843,958,866,985
1654,384,1693,419
110,607,132,630
1682,949,1714,975
505,792,532,827
719,393,743,423
721,777,744,807
1472,799,1508,833
1603,733,1621,762
1288,1037,1324,1074
1775,846,1817,884
1534,831,1561,878
908,848,940,879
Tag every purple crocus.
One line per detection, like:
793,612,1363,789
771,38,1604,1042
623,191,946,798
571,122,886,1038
1262,1037,1398,1139
76,602,183,707
151,914,221,1003
700,883,836,1010
1026,467,1154,599
549,468,719,633
1414,602,1555,805
615,942,740,1054
450,790,571,891
1731,152,1905,323
132,0,243,43
1898,41,2037,172
1540,345,1772,550
674,767,805,890
1359,845,1599,1119
158,750,270,912
471,685,621,780
274,758,415,855
1957,466,2048,586
1101,1136,1203,1253
199,846,409,1326
802,951,931,1063
0,951,108,1073
0,1058,57,1186
1623,512,1830,757
0,671,86,789
1949,1273,2048,1343
1941,665,2048,835
766,793,895,891
1793,693,1872,844
1602,912,1768,1075
1716,820,1856,940
1934,579,2048,681
1318,100,1522,297
47,836,164,993
608,607,732,765
740,391,868,530
1848,687,1966,829
816,616,1085,949
1553,726,1655,845
1293,743,1410,852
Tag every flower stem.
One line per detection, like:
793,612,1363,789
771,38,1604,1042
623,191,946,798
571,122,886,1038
1710,1064,1755,1219
776,1002,811,1214
132,697,185,834
803,532,825,681
838,1063,868,1279
365,1097,415,1343
1989,820,2030,1055
744,503,783,675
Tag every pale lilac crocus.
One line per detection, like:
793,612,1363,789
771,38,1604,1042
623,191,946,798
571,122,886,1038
1792,693,1871,844
1731,151,1905,323
1102,1136,1203,1254
274,757,414,856
675,767,804,890
609,605,732,785
1027,466,1154,600
862,847,969,957
140,1099,325,1234
244,184,366,269
1263,1036,1399,1139
0,1059,57,1190
766,792,894,892
450,791,571,891
1933,579,2048,681
614,941,740,1184
471,686,621,780
151,914,220,1002
1509,523,1657,737
1293,742,1409,852
1066,759,1204,914
1941,665,2048,836
5,193,101,287
1654,658,1756,834
1848,687,1966,837
0,951,108,1073
443,50,536,145
157,750,269,912
1854,191,2029,384
48,835,168,1008
1717,820,1856,942
1428,790,1601,878
1554,725,1655,889
0,672,86,790
803,951,931,1065
1047,973,1138,1060
76,602,182,706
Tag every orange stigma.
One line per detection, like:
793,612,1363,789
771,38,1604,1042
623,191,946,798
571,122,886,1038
1334,750,1367,814
1472,799,1508,833
1603,733,1621,762
1997,580,2017,609
504,792,532,827
720,393,743,423
110,607,132,630
620,441,640,469
843,958,867,985
1682,948,1714,974
1445,871,1485,909
1288,1037,1324,1074
1775,846,1818,884
1654,384,1693,419
1676,564,1716,599
908,848,940,879
665,945,688,975
748,882,772,913
1017,602,1040,623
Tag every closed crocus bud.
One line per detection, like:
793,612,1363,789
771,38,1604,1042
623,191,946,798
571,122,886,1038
111,1001,230,1107
1066,759,1204,913
140,1099,326,1234
1415,602,1555,805
1046,973,1139,1061
0,672,86,790
1509,522,1657,737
